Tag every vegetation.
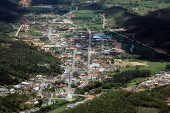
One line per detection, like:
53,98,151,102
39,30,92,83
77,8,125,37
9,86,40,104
26,7,54,14
1,1,170,113
35,99,68,113
124,8,170,58
0,94,32,113
29,0,170,15
61,85,170,113
165,64,170,71
120,60,168,74
75,69,151,94
0,23,14,33
71,10,103,30
0,36,63,85
110,69,150,84
36,97,85,113
103,6,136,27
101,0,170,15
31,0,170,56
0,0,23,22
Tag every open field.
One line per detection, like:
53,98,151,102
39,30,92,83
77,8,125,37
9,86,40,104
119,59,168,74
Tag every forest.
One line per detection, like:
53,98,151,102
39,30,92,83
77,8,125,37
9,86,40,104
0,35,63,85
75,69,151,95
62,85,170,113
0,94,32,113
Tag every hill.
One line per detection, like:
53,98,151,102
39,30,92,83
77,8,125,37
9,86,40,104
0,0,24,22
103,6,136,27
124,8,170,57
0,32,61,85
61,85,170,113
0,0,63,85
0,0,27,33
31,0,71,5
0,36,63,85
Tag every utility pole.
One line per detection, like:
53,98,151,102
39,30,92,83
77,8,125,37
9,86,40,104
48,93,53,105
67,48,76,100
87,27,92,80
33,15,36,24
101,13,106,29
15,24,24,37
101,39,104,51
65,66,71,100
67,48,77,100
72,48,77,75
38,81,44,98
48,26,52,41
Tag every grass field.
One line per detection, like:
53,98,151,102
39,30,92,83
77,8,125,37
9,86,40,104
47,105,66,113
46,96,85,113
121,59,168,74
103,0,170,15
128,77,146,86
71,10,103,30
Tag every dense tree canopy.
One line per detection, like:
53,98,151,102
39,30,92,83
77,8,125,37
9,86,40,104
62,85,170,113
0,94,31,113
0,37,63,85
124,8,170,57
0,0,25,22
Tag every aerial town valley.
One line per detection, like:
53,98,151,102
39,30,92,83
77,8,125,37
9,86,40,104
1,0,170,113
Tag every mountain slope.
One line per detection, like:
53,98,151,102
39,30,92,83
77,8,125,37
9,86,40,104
0,0,22,22
104,6,136,27
61,86,170,113
0,36,63,85
0,1,63,85
124,8,170,57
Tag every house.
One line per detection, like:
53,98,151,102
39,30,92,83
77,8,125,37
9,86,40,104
90,63,100,69
112,48,125,53
63,19,73,24
0,87,9,96
10,89,16,94
165,98,170,105
14,84,21,89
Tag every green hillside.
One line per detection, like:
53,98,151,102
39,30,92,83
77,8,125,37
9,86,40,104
0,0,24,22
0,0,63,85
61,85,170,113
104,6,136,27
124,8,170,57
0,36,63,85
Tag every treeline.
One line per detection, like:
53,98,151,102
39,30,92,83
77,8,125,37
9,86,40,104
35,100,68,113
111,69,151,84
62,85,170,113
75,69,151,94
31,0,73,5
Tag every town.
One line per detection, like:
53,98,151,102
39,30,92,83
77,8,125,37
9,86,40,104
1,0,170,113
0,9,170,113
